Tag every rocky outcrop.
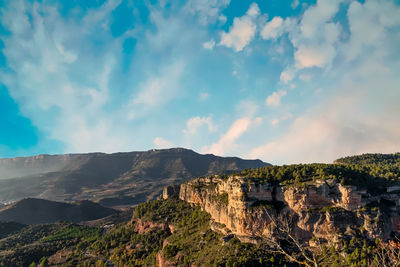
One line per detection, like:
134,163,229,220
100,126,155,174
131,218,171,234
163,185,180,199
171,175,400,244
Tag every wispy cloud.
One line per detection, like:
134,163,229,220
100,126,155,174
127,61,185,120
153,137,175,149
184,116,215,135
203,39,216,50
184,0,231,25
219,3,260,51
266,90,287,107
0,0,129,153
203,117,251,156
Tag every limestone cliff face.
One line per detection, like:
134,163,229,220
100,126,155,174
175,176,400,243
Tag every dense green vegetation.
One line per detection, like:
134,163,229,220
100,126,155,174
41,225,101,244
335,153,400,165
237,160,400,191
83,198,286,266
0,223,101,266
59,198,400,267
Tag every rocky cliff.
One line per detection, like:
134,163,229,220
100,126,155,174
171,175,400,244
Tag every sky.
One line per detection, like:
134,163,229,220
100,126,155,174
0,0,399,165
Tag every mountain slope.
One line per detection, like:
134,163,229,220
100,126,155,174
0,198,118,225
0,148,268,205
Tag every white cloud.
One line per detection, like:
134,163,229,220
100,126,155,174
270,118,280,126
153,137,175,149
219,3,260,51
262,0,343,80
251,104,400,164
203,117,251,155
291,0,300,9
291,0,342,70
261,16,283,40
218,14,227,24
0,0,132,153
343,0,400,62
280,68,295,83
127,61,185,119
184,116,215,135
266,90,287,107
269,112,293,127
185,0,230,25
294,39,336,69
261,16,295,41
0,0,196,154
203,39,216,50
251,1,400,165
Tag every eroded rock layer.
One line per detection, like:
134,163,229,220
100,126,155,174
168,175,400,244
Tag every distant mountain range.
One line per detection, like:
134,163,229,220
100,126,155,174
0,148,268,206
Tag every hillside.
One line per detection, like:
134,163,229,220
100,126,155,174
0,221,26,239
335,152,400,165
0,198,118,225
0,153,399,266
0,148,268,205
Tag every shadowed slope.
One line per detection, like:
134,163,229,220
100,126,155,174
0,198,118,225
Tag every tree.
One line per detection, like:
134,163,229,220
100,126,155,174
263,211,325,267
373,238,400,267
39,256,48,267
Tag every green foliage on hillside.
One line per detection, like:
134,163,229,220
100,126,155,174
315,237,400,267
41,225,101,243
1,198,398,266
0,223,101,267
89,223,169,266
133,197,196,224
0,221,26,239
335,153,400,165
237,162,400,190
63,198,287,266
1,153,399,266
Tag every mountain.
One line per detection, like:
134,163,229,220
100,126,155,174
0,152,399,266
0,148,268,205
0,198,119,225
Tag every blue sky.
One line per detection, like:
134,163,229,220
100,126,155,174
0,0,399,164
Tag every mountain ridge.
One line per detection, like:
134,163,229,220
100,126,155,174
0,148,269,205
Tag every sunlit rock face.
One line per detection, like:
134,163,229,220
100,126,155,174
171,175,400,243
